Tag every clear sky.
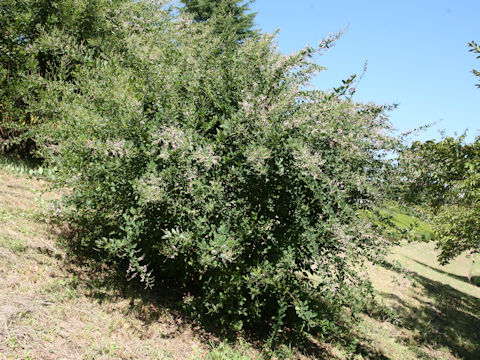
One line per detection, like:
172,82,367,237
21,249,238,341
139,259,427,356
250,0,480,142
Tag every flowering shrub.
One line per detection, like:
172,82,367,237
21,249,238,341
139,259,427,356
36,1,398,337
0,0,134,153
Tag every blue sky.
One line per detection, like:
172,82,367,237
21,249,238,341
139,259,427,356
251,0,480,142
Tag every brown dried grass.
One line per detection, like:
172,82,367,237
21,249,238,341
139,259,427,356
0,170,207,360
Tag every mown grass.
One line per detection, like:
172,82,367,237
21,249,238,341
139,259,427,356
363,240,480,360
1,156,479,359
360,204,433,247
358,206,480,359
386,207,433,240
0,162,209,359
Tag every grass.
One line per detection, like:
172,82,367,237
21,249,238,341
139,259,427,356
205,341,262,360
0,157,479,359
379,205,434,242
387,208,433,240
0,164,208,359
362,241,480,360
0,153,48,177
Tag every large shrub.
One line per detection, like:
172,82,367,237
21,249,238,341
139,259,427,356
37,1,397,336
0,0,133,153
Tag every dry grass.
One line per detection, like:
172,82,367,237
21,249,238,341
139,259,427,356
356,242,480,360
0,170,208,360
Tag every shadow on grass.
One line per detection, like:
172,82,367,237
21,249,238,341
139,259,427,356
36,226,393,359
0,153,41,169
378,261,480,360
0,153,48,178
407,257,473,284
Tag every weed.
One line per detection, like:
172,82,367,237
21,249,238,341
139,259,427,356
0,235,27,253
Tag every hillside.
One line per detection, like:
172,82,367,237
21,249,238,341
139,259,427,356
0,166,217,359
0,161,479,359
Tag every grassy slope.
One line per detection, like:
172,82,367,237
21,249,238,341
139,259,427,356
0,166,209,360
352,207,480,360
360,242,480,360
1,160,479,359
388,209,433,240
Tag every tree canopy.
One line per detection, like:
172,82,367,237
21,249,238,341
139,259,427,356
398,132,480,263
430,41,480,263
179,0,258,41
398,135,474,210
434,138,480,263
428,42,480,263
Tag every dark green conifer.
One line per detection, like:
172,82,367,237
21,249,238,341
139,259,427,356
180,0,258,41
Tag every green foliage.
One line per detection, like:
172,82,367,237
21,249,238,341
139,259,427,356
398,132,479,263
433,138,480,263
179,0,258,41
33,0,398,338
398,134,474,209
1,0,37,150
469,40,480,88
0,0,132,153
426,43,480,264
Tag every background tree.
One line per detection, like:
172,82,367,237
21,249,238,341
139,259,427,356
434,138,480,264
397,135,474,210
397,133,479,265
179,0,258,41
433,42,480,266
